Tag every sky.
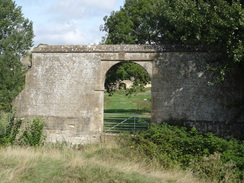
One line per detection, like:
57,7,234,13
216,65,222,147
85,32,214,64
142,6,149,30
14,0,125,47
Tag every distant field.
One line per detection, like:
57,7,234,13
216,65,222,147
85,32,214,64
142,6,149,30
104,88,151,114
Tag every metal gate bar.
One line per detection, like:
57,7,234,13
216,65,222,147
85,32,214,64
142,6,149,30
104,113,150,133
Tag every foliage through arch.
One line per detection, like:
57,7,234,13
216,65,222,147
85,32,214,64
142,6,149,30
105,62,151,95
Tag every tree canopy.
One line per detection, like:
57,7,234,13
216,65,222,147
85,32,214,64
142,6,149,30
101,0,243,82
0,0,34,111
105,62,151,94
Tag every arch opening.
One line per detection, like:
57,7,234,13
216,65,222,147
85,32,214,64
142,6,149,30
103,61,151,133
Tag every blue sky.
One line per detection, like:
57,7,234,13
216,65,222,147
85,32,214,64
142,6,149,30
14,0,125,47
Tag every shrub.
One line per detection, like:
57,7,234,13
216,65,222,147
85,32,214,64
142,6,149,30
190,153,239,182
0,111,46,146
19,117,46,146
125,123,243,182
0,111,22,145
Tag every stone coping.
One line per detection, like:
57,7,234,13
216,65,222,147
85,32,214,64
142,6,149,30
32,44,215,53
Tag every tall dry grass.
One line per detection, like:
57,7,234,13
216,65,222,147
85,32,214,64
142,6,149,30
0,143,207,183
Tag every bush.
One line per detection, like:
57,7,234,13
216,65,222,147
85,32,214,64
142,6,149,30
0,111,46,146
19,118,46,146
0,111,22,145
190,153,239,182
125,123,243,182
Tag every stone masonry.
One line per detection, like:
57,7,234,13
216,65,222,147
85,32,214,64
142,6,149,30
13,45,243,144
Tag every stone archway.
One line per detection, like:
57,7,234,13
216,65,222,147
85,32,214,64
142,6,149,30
13,45,243,144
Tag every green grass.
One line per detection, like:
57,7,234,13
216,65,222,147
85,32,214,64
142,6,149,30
104,88,151,114
0,143,204,183
104,89,151,133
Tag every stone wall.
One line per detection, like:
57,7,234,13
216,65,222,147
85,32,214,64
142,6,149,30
151,52,242,123
13,45,243,144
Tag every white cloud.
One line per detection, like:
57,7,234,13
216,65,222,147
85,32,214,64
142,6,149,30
35,21,90,45
15,0,125,46
48,0,118,21
80,0,117,11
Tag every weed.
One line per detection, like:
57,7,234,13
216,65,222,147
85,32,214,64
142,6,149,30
0,111,46,147
0,144,202,183
190,153,239,182
19,117,46,146
123,123,243,182
0,111,22,145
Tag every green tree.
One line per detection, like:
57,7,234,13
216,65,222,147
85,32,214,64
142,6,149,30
101,0,158,44
105,62,150,94
101,0,243,82
0,0,34,111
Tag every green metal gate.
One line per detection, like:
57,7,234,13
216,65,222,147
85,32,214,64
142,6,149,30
104,113,150,133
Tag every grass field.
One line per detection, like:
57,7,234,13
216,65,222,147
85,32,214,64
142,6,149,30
0,143,205,183
104,88,151,114
104,88,151,133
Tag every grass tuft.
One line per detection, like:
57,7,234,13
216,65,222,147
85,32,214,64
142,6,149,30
0,143,204,183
